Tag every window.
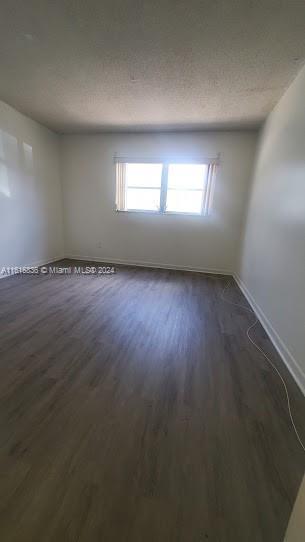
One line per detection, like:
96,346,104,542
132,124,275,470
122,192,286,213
125,163,162,211
115,159,217,215
167,164,208,214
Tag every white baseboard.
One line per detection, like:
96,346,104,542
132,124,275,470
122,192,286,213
0,255,64,280
65,254,232,276
234,273,305,397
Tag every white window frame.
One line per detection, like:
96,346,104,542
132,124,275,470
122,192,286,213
115,158,218,216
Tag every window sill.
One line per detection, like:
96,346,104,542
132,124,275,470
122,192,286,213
115,209,207,217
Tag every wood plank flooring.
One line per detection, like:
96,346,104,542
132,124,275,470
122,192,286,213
0,260,304,542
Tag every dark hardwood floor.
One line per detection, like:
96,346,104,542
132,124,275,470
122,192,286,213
0,260,304,542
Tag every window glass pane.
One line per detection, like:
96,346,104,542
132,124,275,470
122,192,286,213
166,189,202,214
126,188,160,211
126,163,162,188
168,164,207,190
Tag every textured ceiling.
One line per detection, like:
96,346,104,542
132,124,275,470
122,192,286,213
1,0,305,133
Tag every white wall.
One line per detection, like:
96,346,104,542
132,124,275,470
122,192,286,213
0,101,64,276
238,65,305,394
61,131,257,273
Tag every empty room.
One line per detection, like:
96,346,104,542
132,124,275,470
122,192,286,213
0,1,305,541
